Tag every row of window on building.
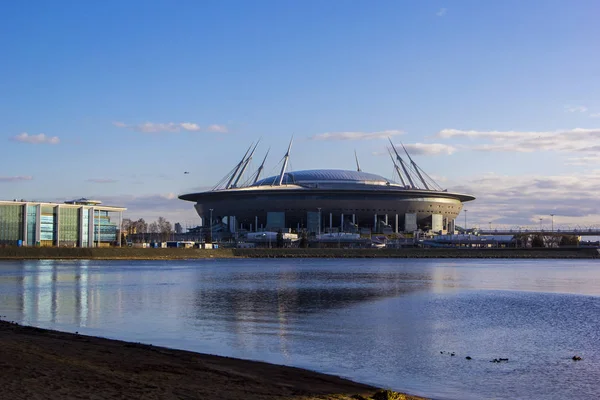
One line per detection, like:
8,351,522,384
0,202,123,247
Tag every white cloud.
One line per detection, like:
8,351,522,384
436,8,447,17
589,113,600,118
179,123,201,131
87,193,200,223
113,121,217,133
564,155,600,166
207,124,228,133
10,132,60,144
447,172,600,228
400,143,457,155
309,130,404,141
438,129,537,140
437,128,600,154
0,175,33,182
564,105,588,113
373,142,457,157
86,178,117,183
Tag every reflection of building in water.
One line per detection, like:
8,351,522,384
15,261,180,329
20,260,92,325
192,269,429,354
15,260,129,327
0,199,125,247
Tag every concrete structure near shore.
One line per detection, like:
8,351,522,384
179,139,475,239
0,198,125,247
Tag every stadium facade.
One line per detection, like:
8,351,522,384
179,140,475,237
0,199,125,247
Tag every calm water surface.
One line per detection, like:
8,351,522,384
1,258,599,400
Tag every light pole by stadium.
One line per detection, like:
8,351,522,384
209,208,213,243
317,207,321,236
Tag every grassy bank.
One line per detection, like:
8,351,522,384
0,246,598,259
0,247,235,260
0,320,424,400
233,247,600,259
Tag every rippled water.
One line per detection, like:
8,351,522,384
1,258,599,400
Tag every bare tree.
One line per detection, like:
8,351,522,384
149,222,159,241
135,218,148,242
157,217,173,241
121,218,133,233
135,218,147,234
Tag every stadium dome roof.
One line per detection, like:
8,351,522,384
252,169,394,186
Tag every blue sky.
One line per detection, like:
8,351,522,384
1,0,599,229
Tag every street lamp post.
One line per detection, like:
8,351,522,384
209,208,213,243
317,207,322,249
317,207,321,236
489,221,492,231
96,209,100,248
464,210,468,233
539,218,543,231
550,214,554,233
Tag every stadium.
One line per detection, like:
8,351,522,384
179,140,475,239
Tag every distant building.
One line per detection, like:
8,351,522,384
179,140,475,236
422,234,516,248
0,198,126,247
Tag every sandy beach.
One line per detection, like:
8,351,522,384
0,320,424,400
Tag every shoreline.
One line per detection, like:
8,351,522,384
0,319,425,400
0,246,599,260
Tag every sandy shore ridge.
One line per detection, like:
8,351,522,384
0,320,425,400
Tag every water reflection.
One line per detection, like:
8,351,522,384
1,258,599,400
0,260,156,328
3,260,91,326
193,269,431,317
429,260,600,296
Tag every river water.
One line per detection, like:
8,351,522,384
0,258,599,400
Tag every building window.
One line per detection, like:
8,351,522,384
59,207,80,247
0,204,24,244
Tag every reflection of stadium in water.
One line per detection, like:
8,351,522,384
192,269,431,321
179,140,475,237
190,268,433,358
1,260,597,400
2,261,431,329
1,259,433,361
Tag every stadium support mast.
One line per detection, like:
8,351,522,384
226,143,253,189
354,150,361,172
277,137,293,186
388,138,415,189
252,148,270,185
232,141,259,188
401,143,430,190
387,148,406,187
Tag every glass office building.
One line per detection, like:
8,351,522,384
0,199,126,247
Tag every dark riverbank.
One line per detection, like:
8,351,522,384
0,320,422,400
0,246,598,259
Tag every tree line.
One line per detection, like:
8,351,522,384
121,217,182,242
